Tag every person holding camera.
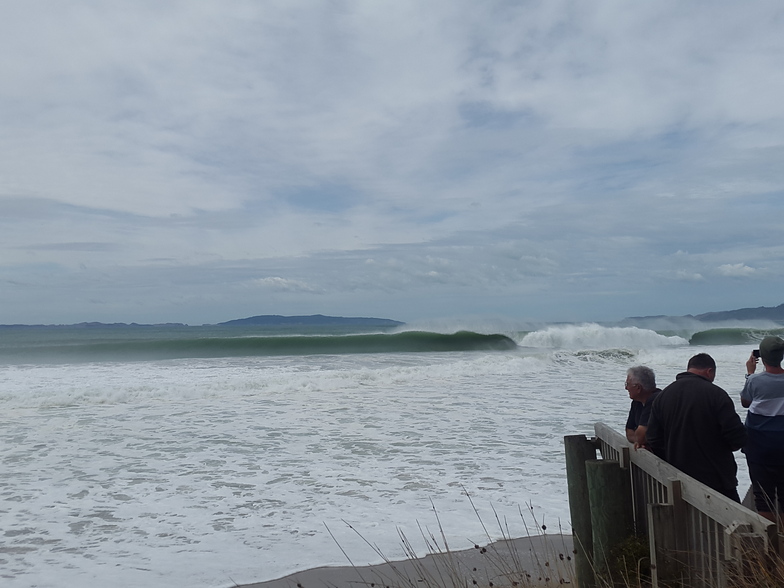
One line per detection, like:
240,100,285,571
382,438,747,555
741,336,784,521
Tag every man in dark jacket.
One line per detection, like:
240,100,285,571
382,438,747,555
624,365,660,449
646,353,747,501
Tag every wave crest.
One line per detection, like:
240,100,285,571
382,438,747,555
519,324,688,350
689,327,784,346
0,331,518,364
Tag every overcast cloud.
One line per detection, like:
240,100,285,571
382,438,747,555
2,1,783,325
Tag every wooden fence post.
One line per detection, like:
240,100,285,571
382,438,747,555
648,503,685,586
586,459,634,583
648,478,690,586
564,434,598,588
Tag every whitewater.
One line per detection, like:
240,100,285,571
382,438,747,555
0,323,759,588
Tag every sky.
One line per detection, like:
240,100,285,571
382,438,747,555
1,1,784,326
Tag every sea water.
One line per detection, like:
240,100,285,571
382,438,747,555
0,323,768,587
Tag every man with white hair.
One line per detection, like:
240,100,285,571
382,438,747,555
624,365,659,448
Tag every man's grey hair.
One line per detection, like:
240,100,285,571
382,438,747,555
627,365,656,392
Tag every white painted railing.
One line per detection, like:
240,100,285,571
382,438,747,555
594,422,777,587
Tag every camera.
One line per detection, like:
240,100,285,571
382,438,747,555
753,349,760,358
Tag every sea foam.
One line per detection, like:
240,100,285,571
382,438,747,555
519,323,689,349
0,336,752,588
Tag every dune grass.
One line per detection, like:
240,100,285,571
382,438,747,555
327,491,575,587
326,490,784,588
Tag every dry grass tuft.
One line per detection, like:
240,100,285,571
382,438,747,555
327,490,575,587
327,491,784,588
724,540,784,588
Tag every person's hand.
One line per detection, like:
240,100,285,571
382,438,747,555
634,442,649,451
746,353,758,375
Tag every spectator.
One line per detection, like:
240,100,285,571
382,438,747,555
647,353,747,501
624,365,660,449
741,336,784,521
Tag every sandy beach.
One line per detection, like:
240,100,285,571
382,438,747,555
237,534,575,588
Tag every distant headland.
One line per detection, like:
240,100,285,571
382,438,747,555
3,304,784,328
217,314,404,327
0,321,190,328
621,303,784,325
0,315,405,328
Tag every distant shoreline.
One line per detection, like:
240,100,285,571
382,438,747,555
0,322,190,328
218,314,404,327
5,302,784,330
0,314,405,329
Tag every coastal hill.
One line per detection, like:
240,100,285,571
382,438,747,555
217,314,404,327
0,321,189,328
5,305,783,328
0,315,405,328
622,303,784,325
692,303,784,322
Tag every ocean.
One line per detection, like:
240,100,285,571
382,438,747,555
1,321,779,588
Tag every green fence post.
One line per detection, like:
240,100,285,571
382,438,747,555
586,459,635,583
564,434,598,587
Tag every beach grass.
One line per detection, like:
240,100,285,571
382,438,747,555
325,501,784,588
324,492,576,588
242,488,784,588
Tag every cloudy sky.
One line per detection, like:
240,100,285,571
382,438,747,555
2,1,783,325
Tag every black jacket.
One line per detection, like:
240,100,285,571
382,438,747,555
647,372,747,499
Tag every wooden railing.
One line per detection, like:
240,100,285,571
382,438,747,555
591,422,777,587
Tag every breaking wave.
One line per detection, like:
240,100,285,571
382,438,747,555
519,323,688,350
688,327,784,346
0,330,518,364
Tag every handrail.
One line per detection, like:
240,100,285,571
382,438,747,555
593,421,777,587
594,422,772,536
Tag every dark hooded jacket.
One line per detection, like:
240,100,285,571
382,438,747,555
646,371,747,500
